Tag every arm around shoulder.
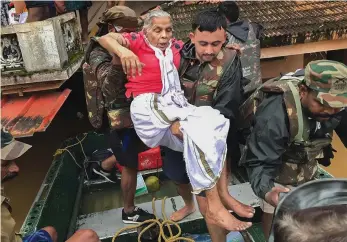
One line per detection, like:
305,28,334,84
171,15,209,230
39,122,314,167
98,33,130,58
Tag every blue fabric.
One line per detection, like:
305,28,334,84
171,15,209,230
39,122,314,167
122,129,131,151
22,230,52,242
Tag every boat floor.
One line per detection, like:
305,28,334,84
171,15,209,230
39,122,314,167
77,182,262,241
18,131,335,242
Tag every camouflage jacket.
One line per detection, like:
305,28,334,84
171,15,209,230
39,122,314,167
179,41,243,125
83,38,132,130
242,74,345,199
226,20,262,95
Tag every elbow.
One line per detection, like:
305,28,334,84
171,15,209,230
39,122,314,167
98,35,107,48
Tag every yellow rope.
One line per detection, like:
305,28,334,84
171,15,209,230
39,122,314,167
53,133,194,241
112,197,195,242
53,134,88,168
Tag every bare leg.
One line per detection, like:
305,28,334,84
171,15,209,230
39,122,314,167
170,183,196,221
205,186,252,231
121,166,137,213
101,155,117,171
169,121,251,228
261,212,273,240
196,196,226,242
41,226,58,242
66,229,100,242
26,6,50,22
218,161,255,218
79,8,89,44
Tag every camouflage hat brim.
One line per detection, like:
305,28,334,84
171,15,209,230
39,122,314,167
1,140,32,160
304,60,347,108
316,91,347,108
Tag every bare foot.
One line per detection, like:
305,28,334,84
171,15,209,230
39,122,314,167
205,205,252,231
170,205,196,222
221,194,255,218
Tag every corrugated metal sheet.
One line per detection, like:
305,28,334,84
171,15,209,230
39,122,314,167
1,89,71,138
162,1,347,47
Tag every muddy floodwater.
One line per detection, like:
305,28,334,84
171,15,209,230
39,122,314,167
3,72,347,231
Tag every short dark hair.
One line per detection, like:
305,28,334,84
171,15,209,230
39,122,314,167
218,1,240,23
274,205,347,242
192,9,227,33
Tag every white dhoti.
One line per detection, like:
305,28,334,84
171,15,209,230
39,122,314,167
131,93,229,193
129,38,229,193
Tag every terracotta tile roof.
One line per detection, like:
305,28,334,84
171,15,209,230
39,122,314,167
160,1,347,47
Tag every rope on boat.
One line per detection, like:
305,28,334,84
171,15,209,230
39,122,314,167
112,197,195,242
53,133,194,241
54,133,88,168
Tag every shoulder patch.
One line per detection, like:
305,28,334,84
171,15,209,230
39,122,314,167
174,43,181,50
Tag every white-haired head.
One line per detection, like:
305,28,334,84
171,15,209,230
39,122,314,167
143,10,172,31
142,9,173,51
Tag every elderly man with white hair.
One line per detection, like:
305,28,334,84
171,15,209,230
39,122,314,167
98,9,252,235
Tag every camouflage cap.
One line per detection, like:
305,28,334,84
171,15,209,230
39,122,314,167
1,127,31,161
304,60,347,108
99,6,138,29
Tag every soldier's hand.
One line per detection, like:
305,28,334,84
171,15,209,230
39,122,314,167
119,47,144,78
225,43,242,55
264,186,290,207
170,121,183,140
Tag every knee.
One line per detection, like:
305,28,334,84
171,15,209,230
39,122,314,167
122,166,137,176
75,229,99,242
42,226,58,242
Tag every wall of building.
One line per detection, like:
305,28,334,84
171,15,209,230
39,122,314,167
260,54,304,79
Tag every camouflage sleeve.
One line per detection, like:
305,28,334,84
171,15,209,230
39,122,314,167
88,43,128,106
88,45,113,77
213,55,243,122
243,95,290,199
335,109,347,147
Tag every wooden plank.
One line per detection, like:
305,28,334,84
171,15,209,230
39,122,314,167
88,2,107,32
1,80,66,95
261,39,347,59
1,89,71,137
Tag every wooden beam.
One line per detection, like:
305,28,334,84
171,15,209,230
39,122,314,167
1,80,66,95
261,39,347,59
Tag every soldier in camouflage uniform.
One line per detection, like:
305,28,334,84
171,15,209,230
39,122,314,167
218,1,263,96
240,60,347,239
83,6,155,224
160,10,256,241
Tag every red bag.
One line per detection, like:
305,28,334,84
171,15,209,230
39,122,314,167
116,147,162,172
